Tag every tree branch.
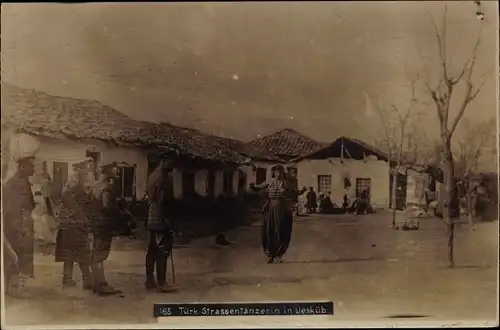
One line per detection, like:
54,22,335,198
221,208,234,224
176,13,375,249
452,23,483,85
450,76,487,135
427,8,449,84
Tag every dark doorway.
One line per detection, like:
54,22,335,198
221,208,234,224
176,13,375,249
182,171,196,197
390,172,408,210
206,170,216,198
223,171,234,195
53,162,69,199
238,169,246,194
85,150,100,164
256,167,267,185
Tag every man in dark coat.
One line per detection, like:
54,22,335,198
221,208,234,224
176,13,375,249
3,155,37,296
88,163,123,295
306,187,317,214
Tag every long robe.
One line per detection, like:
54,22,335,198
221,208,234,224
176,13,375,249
2,172,36,278
252,179,304,259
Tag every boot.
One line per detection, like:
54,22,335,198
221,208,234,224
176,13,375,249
215,234,231,246
145,253,157,290
274,256,284,264
91,262,119,296
157,283,180,293
78,262,93,290
62,262,77,288
155,256,179,293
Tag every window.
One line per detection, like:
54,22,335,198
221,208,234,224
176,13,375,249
356,178,372,198
317,175,332,194
223,171,234,195
256,168,267,185
116,165,136,199
147,161,160,177
86,150,100,164
182,171,196,197
53,162,69,200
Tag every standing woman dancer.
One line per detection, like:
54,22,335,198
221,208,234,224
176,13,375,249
250,165,306,264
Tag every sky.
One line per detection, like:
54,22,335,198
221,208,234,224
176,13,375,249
1,1,497,148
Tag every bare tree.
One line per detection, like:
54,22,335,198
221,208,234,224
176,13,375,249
454,118,496,229
418,4,486,267
371,77,420,228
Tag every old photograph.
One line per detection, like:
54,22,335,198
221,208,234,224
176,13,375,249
1,1,498,328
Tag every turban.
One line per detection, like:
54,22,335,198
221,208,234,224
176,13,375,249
2,132,40,181
9,132,41,162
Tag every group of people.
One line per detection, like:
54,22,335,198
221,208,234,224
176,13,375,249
2,151,182,298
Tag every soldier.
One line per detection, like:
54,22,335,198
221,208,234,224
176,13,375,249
88,163,123,296
54,159,93,290
145,158,179,293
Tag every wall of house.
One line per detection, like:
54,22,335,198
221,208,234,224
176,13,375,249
295,156,390,208
406,169,429,207
171,167,245,199
243,160,284,189
30,136,148,198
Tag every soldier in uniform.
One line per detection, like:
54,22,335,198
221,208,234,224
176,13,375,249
145,158,179,293
54,159,93,290
88,163,122,295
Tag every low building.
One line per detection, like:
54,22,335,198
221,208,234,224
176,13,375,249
1,84,252,201
2,83,152,199
141,122,251,199
245,128,328,184
291,136,391,208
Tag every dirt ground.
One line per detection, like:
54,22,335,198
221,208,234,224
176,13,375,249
2,211,498,328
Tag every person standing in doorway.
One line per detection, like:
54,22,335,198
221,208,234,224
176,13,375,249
54,160,93,291
144,158,179,293
2,155,37,296
88,163,123,296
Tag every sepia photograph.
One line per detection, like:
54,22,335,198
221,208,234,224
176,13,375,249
1,1,498,328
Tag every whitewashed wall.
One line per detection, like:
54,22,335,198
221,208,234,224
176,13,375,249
295,157,390,208
28,136,148,198
243,160,284,189
406,169,429,207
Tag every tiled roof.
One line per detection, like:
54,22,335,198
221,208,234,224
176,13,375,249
142,122,248,164
214,136,284,162
1,83,151,144
247,128,328,160
291,136,389,162
1,84,245,164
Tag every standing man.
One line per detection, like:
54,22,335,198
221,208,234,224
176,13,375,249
145,158,179,293
88,163,122,296
306,187,317,214
3,154,37,296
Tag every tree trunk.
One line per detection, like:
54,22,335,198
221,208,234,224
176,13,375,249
391,166,399,228
466,188,475,231
440,138,456,268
